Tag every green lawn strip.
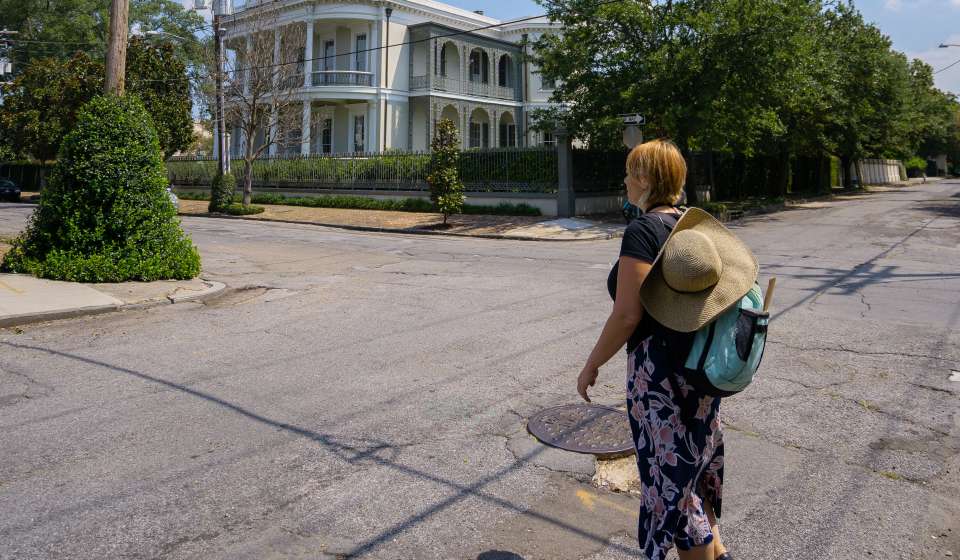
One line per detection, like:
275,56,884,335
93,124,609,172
176,191,541,217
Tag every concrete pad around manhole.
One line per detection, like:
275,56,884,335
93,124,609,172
593,455,641,494
507,429,596,480
0,273,123,325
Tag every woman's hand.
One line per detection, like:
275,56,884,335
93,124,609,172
577,364,599,402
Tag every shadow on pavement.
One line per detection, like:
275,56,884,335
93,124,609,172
0,341,637,558
477,551,526,559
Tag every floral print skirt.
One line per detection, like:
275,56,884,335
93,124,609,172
627,336,724,560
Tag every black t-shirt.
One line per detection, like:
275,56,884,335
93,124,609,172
607,212,694,355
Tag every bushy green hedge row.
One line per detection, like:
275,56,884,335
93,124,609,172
177,191,541,216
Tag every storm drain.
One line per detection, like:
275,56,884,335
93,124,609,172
527,404,634,458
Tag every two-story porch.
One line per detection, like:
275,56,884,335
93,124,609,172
225,10,392,156
407,23,525,151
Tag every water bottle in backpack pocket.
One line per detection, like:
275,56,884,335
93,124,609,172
682,282,769,397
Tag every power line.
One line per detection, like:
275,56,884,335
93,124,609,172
0,0,620,87
934,56,960,75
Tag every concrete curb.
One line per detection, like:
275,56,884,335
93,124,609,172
0,279,226,329
178,212,623,242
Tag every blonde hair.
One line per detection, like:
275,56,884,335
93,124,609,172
626,139,687,207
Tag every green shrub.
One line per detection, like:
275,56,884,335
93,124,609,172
701,201,729,217
428,119,465,223
224,203,264,215
176,191,209,200
1,95,201,282
209,172,236,212
904,156,926,176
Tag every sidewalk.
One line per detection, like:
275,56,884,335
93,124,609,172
0,274,225,328
177,200,624,241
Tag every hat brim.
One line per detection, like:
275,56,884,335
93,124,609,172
640,208,759,333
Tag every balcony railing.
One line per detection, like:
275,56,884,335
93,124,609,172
410,75,429,90
410,75,518,100
311,70,374,87
464,80,517,100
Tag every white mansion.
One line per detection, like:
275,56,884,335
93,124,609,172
222,0,562,156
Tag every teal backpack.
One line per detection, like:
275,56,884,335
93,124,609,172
682,281,773,397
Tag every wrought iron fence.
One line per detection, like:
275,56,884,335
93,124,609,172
0,161,54,191
570,148,835,200
166,148,558,193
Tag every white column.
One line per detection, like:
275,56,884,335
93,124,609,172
301,101,311,155
462,104,468,150
492,109,498,148
244,35,253,95
272,28,281,89
367,101,378,153
375,22,383,87
303,21,313,88
367,22,374,76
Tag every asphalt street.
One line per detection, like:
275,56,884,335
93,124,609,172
1,181,958,559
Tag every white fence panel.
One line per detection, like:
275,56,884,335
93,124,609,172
850,159,904,185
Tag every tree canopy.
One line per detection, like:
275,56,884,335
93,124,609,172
0,37,193,160
0,0,206,68
533,0,959,167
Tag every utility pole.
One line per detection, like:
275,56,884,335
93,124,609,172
104,0,129,95
213,0,230,174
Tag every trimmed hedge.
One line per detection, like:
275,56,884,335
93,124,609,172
209,172,236,212
176,191,541,216
224,203,264,215
1,95,200,282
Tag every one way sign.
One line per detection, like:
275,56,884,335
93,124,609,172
620,114,645,125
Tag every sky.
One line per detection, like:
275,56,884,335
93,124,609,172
185,0,960,94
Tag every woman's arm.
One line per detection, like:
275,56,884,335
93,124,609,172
577,256,652,402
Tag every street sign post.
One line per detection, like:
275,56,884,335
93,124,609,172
620,113,645,148
622,125,643,149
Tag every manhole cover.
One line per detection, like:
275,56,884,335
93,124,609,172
527,404,634,458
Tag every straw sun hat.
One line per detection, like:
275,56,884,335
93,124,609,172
640,208,759,333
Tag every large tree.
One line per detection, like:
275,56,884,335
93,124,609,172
532,0,952,190
0,37,193,160
0,0,205,69
215,13,306,205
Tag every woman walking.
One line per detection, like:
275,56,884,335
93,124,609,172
577,139,756,560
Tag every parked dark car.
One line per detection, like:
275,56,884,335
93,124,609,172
0,178,20,202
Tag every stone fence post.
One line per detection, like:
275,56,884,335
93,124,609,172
556,127,575,218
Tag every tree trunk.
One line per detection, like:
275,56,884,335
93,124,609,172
770,151,790,198
733,153,746,199
840,155,853,190
818,156,831,194
243,159,253,206
104,0,129,95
